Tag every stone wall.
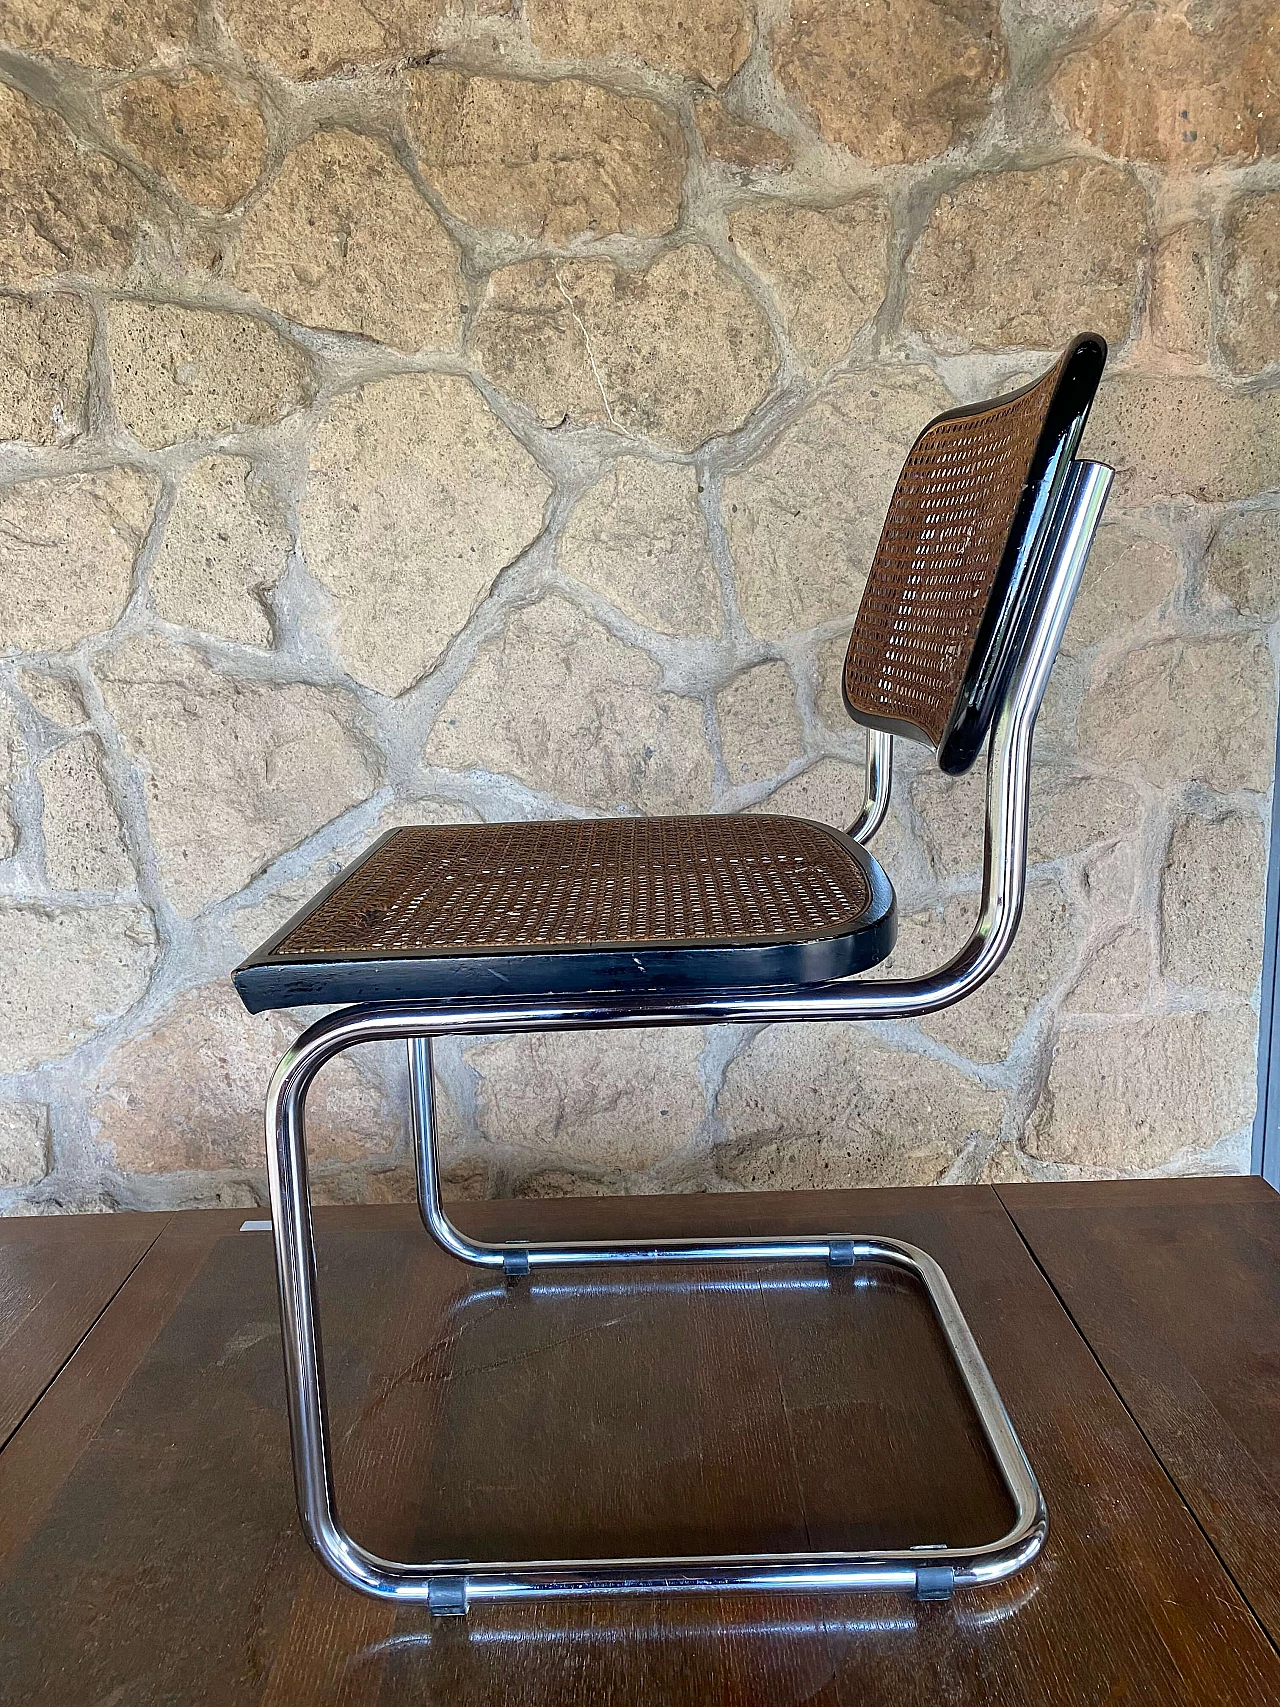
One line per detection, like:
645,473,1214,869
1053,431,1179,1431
0,0,1277,1213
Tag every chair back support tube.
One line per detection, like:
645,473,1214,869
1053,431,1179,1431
848,727,893,844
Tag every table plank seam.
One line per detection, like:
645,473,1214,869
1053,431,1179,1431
992,1184,1280,1666
0,1213,173,1457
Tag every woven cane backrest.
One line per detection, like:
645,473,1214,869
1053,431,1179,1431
842,336,1105,773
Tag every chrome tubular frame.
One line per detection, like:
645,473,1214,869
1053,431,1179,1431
263,460,1112,1614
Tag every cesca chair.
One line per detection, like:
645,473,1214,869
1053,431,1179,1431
234,334,1113,1613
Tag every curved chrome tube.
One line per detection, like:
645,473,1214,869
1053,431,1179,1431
262,458,1109,1610
848,727,893,844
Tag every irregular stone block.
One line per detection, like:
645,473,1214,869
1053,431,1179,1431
716,1021,1005,1187
426,594,714,813
1048,1,1280,170
0,0,195,69
94,635,381,914
724,367,952,635
407,70,684,243
1220,194,1280,376
559,458,722,637
1161,811,1265,997
1078,634,1276,794
299,374,550,696
1065,524,1180,651
0,903,157,1071
150,456,290,647
19,673,86,730
0,1102,49,1187
0,467,157,654
748,757,866,831
1027,1008,1257,1173
716,662,804,787
223,0,445,78
695,100,791,172
1207,508,1280,620
772,0,1005,164
232,129,465,352
105,70,267,211
1082,374,1280,503
527,0,751,88
38,736,132,892
1149,221,1212,364
0,294,92,445
0,84,152,285
467,1028,707,1172
1066,926,1151,1017
109,301,311,449
472,247,778,450
728,198,891,374
90,986,399,1174
905,160,1148,352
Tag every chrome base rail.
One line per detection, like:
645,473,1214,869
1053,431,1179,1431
265,1018,1047,1612
260,461,1110,1612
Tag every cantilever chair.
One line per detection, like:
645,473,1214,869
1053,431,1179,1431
234,334,1113,1614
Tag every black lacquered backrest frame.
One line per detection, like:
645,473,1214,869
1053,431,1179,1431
842,335,1107,774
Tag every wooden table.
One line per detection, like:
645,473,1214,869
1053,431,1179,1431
1,1178,1277,1704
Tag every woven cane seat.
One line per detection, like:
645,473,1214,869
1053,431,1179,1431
233,815,895,1013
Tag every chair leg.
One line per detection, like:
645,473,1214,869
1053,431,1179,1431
265,1009,1048,1612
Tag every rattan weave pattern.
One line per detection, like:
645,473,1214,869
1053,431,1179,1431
843,354,1065,748
269,816,873,959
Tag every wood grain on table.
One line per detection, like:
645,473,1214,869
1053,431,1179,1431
0,1186,1277,1705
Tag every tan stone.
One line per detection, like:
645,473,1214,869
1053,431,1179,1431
716,1023,1005,1188
91,986,398,1174
0,695,20,860
896,886,1075,1064
515,1168,620,1199
559,458,721,637
1161,812,1265,997
1027,1009,1257,1173
1221,194,1280,376
467,1028,706,1172
0,294,92,445
0,0,195,69
724,367,952,635
0,84,151,285
223,0,445,78
19,672,86,728
150,456,290,646
905,161,1147,352
1048,1,1280,171
695,101,791,172
527,0,750,88
0,904,156,1071
0,467,157,654
813,636,853,731
1066,926,1151,1016
728,199,891,374
105,71,267,212
232,130,465,352
772,0,1005,165
407,71,684,243
95,635,380,914
109,301,310,449
38,737,132,892
748,757,863,828
912,765,1143,881
1082,375,1280,503
716,662,803,787
440,1159,490,1204
300,374,549,696
1207,509,1280,620
1065,525,1180,651
1078,635,1276,794
0,1102,49,1187
1149,221,1212,364
473,247,778,451
427,594,713,813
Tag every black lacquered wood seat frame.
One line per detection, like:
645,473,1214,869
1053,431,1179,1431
237,337,1116,1614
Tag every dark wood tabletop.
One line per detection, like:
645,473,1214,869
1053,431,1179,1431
1,1180,1277,1705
